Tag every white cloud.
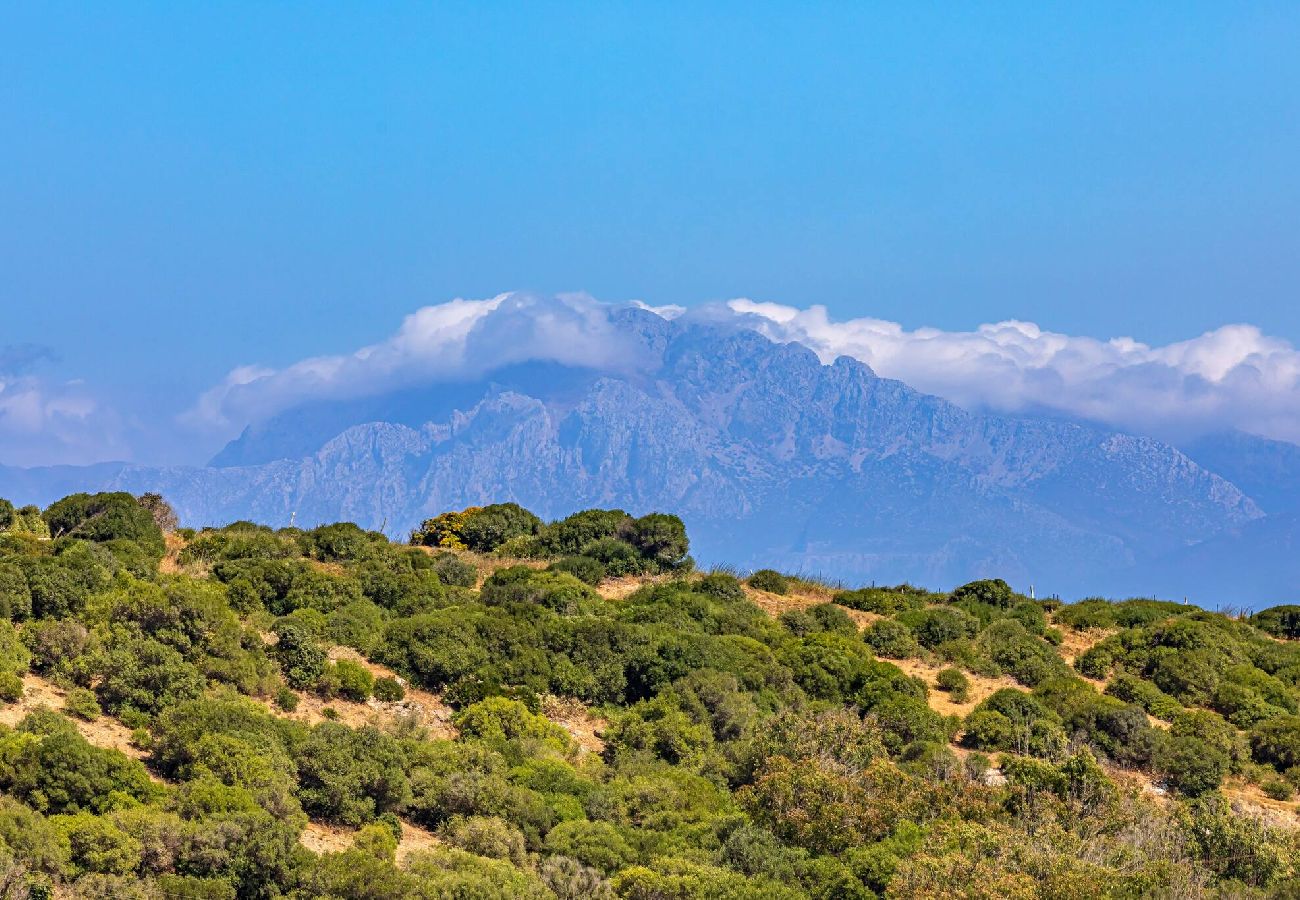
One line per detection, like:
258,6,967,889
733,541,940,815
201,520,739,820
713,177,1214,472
0,372,127,467
631,299,687,320
183,292,658,430
181,291,1300,448
8,293,1298,469
726,300,1300,444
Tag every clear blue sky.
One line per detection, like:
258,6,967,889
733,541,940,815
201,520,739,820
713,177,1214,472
4,3,1300,423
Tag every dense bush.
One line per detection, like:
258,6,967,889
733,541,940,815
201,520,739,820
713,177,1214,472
864,618,920,658
1253,605,1300,640
547,555,603,586
43,492,164,555
748,569,790,595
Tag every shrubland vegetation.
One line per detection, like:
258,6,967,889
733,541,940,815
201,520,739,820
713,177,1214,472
0,492,1294,897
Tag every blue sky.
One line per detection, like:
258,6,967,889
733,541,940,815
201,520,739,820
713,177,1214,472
3,4,1300,464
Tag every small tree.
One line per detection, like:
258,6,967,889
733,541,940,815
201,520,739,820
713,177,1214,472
136,493,179,533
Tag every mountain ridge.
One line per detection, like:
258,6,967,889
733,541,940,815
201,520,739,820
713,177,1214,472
2,314,1278,603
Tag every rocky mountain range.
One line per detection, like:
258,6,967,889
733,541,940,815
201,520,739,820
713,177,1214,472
1,308,1295,605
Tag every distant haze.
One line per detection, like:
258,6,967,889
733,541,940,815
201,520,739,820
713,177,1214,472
3,303,1298,609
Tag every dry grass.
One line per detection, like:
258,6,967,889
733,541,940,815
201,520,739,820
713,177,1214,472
1053,623,1115,667
412,546,546,589
396,819,443,864
0,673,152,765
298,821,356,855
888,656,1021,718
297,818,442,864
597,575,663,601
255,641,456,738
159,531,202,577
541,694,607,754
1221,780,1300,828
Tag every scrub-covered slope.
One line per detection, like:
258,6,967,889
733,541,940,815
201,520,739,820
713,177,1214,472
0,492,1295,898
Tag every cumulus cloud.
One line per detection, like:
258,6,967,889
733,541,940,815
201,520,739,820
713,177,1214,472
183,292,659,430
726,300,1300,445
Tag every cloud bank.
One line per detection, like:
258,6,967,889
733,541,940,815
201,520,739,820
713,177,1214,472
184,293,657,430
7,294,1292,467
727,300,1300,445
184,292,1300,449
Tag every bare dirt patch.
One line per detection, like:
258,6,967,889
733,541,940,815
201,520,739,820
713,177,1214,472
541,694,607,754
1054,624,1115,668
0,673,150,763
1223,779,1300,829
298,818,442,864
888,656,1020,718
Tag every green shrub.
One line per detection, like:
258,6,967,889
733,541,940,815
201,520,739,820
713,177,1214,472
332,659,375,701
936,668,970,702
747,569,790,595
272,622,327,689
807,603,857,635
461,504,543,553
1251,715,1300,772
373,677,406,702
578,538,643,577
0,670,22,703
1252,605,1300,640
696,572,745,601
431,552,478,588
864,619,920,658
950,578,1016,609
1155,733,1229,796
1106,674,1183,720
43,492,163,554
440,815,528,867
834,585,929,615
550,556,606,586
1261,777,1293,801
0,563,32,621
975,620,1068,687
274,686,299,712
897,607,979,649
309,522,377,561
64,687,102,721
413,503,542,553
626,513,690,572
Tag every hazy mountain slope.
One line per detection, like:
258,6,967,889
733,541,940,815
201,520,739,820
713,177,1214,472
0,313,1270,601
1182,430,1300,515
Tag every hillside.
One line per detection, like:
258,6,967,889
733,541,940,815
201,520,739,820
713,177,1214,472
0,309,1278,605
0,491,1296,898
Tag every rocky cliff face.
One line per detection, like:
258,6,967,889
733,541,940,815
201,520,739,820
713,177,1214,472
0,311,1269,599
